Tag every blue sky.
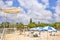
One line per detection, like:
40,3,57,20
38,0,57,14
0,0,60,24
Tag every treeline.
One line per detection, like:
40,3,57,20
28,22,60,29
0,19,60,29
0,22,60,29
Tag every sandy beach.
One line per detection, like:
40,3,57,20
2,31,60,40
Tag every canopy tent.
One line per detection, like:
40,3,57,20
43,26,57,32
29,28,37,31
30,26,57,32
30,27,44,31
36,27,44,31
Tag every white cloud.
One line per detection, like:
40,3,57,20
54,13,60,22
18,0,33,9
42,0,49,6
5,1,13,7
54,0,60,22
17,13,30,24
19,0,53,23
0,0,54,24
0,0,5,7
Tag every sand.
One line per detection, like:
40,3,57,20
3,31,60,40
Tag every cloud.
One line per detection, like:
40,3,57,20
0,0,5,7
5,1,13,6
17,13,30,24
0,0,13,8
0,0,58,24
54,0,60,22
18,0,33,9
18,0,53,23
42,0,49,6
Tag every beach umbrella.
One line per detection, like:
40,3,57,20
30,28,37,31
43,26,57,32
36,27,44,31
51,27,57,32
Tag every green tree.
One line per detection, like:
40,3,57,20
19,23,24,29
0,24,2,28
28,23,36,28
9,23,15,28
0,22,9,28
54,22,60,29
5,22,9,28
